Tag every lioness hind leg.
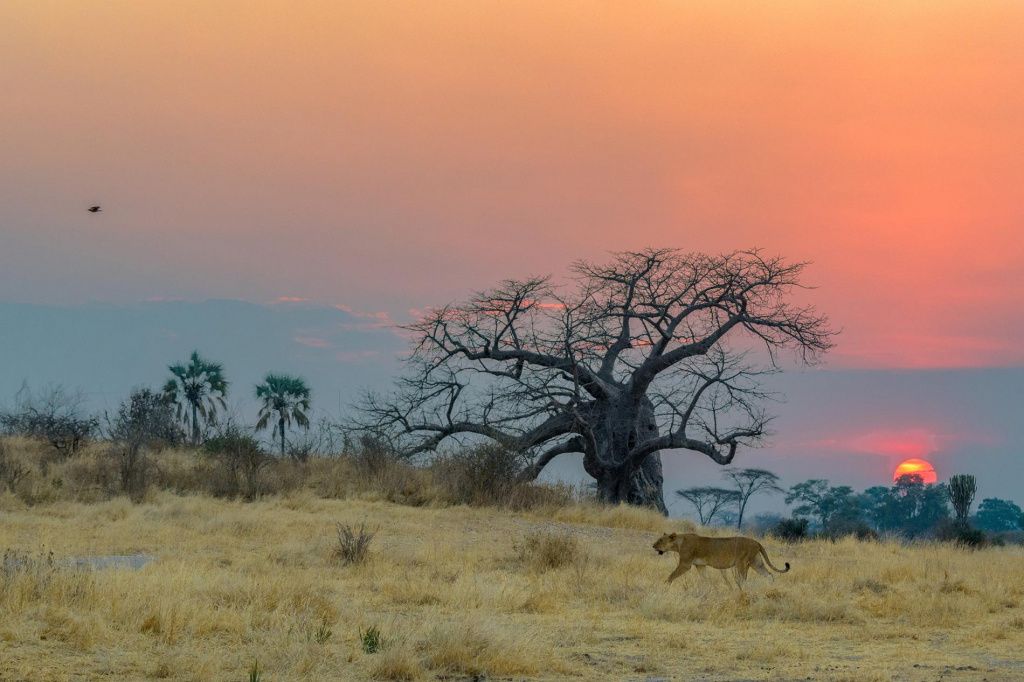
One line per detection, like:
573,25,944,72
733,563,750,591
751,556,773,579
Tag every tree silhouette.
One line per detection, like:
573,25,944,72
675,486,740,525
948,474,977,525
255,374,311,456
786,479,861,531
975,498,1024,533
162,351,228,446
723,467,783,529
357,249,833,512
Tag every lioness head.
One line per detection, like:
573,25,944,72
653,532,678,555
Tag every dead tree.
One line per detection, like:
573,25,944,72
357,249,833,513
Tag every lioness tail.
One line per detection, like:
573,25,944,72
759,545,790,573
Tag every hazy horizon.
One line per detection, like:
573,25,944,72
2,297,1020,520
2,1,1023,519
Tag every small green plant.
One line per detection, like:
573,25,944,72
314,622,332,644
248,658,261,682
360,625,383,654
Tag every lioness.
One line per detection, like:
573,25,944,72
653,532,790,588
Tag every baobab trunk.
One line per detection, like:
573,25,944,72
580,396,668,515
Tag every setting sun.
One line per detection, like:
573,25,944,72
893,458,938,484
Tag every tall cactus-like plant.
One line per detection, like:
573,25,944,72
948,474,977,525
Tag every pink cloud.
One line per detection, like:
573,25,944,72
293,335,332,349
807,427,1000,460
333,303,395,330
273,296,309,304
831,333,1023,370
812,428,943,459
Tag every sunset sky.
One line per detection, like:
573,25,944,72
2,2,1023,507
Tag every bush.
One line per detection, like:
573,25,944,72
935,520,987,549
0,387,98,458
334,522,375,565
773,517,809,542
434,444,527,507
513,531,583,572
105,388,182,500
203,425,268,500
824,519,879,541
0,440,30,493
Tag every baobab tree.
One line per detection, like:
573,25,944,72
357,249,833,513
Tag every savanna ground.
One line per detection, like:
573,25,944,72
1,440,1023,680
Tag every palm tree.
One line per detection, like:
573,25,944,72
254,374,311,456
162,351,229,446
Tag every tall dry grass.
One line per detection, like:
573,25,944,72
2,435,1024,679
1,492,1023,680
0,436,579,512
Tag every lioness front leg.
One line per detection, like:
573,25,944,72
667,562,691,584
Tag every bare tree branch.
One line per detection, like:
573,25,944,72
353,248,835,511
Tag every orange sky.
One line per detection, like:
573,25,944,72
2,1,1023,368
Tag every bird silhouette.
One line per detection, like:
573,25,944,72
88,205,102,213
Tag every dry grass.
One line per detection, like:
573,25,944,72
0,436,579,512
1,436,1022,679
1,493,1023,681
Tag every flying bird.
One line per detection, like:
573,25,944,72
87,205,102,213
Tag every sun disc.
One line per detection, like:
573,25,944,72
893,458,937,484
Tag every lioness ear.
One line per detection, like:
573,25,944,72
669,532,677,539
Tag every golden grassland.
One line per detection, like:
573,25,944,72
2,488,1024,681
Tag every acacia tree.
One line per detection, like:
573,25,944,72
723,468,784,529
676,486,740,525
357,249,833,513
162,351,228,446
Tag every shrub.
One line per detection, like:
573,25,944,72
105,388,181,500
773,517,809,542
824,519,879,541
334,522,375,565
0,440,30,493
513,531,583,572
935,519,987,549
203,425,268,500
348,442,439,506
0,387,98,458
434,444,526,507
